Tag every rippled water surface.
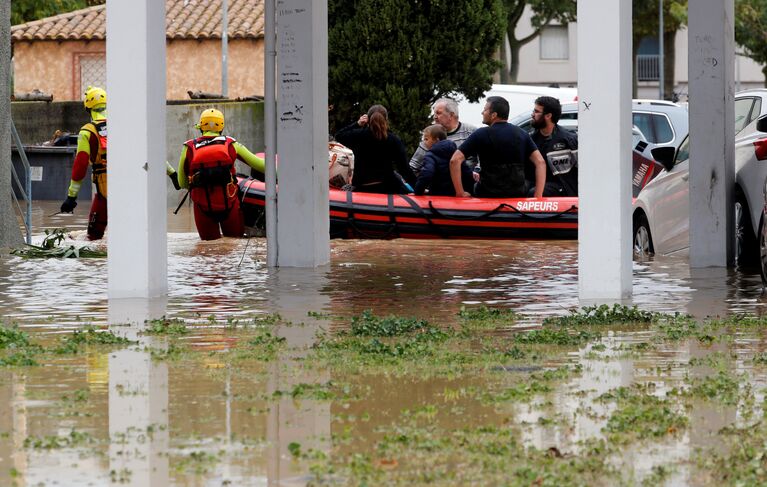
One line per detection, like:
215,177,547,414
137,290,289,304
1,201,766,486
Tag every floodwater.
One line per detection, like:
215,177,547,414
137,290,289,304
1,201,767,485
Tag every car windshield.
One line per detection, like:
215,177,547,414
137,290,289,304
675,136,690,165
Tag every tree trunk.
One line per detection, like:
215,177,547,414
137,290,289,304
508,40,522,84
499,36,511,84
663,30,676,100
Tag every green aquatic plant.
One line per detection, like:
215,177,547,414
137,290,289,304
11,228,107,259
23,429,94,450
543,304,662,327
143,317,189,335
688,370,742,405
0,324,31,349
53,326,133,354
0,350,39,367
599,386,688,443
349,310,432,337
514,328,600,346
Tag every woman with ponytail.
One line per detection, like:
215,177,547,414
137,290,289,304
335,104,415,193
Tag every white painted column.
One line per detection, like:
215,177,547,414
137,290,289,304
106,0,167,297
577,0,633,301
275,1,330,267
688,1,735,267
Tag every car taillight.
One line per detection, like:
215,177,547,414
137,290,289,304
754,138,767,161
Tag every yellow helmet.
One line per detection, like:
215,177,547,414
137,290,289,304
198,108,225,132
83,86,107,110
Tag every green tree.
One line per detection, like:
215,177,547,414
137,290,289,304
11,0,103,25
735,0,767,86
500,0,576,83
328,0,506,152
632,1,687,100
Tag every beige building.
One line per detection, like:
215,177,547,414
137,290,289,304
11,0,265,101
512,6,766,100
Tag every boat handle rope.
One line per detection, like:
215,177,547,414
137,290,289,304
397,194,449,238
343,190,401,239
427,201,578,221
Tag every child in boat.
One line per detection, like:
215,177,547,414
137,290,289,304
414,124,474,196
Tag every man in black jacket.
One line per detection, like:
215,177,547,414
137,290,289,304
529,96,578,196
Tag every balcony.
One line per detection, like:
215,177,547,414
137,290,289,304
636,54,660,81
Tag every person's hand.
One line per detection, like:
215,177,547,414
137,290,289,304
357,114,368,126
60,196,77,213
473,171,480,183
457,191,471,198
168,172,181,191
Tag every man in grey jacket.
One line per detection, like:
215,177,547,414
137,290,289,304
409,98,478,177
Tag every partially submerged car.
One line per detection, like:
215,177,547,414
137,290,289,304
633,89,767,265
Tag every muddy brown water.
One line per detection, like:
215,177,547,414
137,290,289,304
1,201,766,485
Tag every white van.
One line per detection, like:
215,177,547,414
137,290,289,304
455,84,578,128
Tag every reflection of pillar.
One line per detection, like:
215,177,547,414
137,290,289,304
108,298,169,486
0,374,28,484
265,268,331,485
108,341,169,486
686,267,730,320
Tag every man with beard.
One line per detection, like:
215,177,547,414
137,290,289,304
527,96,578,196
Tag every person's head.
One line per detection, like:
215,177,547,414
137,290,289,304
532,96,561,129
83,86,107,121
482,96,510,125
422,124,447,150
367,104,389,140
432,98,460,132
197,108,225,133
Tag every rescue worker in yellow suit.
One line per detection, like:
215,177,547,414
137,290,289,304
60,86,182,240
177,108,265,240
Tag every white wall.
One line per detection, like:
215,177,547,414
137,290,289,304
515,8,766,94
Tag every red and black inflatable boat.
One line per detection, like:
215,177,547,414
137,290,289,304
238,178,578,239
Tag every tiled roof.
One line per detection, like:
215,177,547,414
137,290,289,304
11,0,264,42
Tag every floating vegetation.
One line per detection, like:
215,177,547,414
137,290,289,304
53,326,133,355
143,317,189,335
10,228,106,259
542,304,662,327
598,386,688,443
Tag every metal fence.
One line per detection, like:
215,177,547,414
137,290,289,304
636,54,660,81
10,119,32,244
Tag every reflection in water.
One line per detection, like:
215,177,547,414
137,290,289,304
4,202,767,484
266,268,332,485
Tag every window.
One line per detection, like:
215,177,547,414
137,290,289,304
539,26,569,60
735,98,755,135
675,136,690,166
632,112,674,144
77,53,106,97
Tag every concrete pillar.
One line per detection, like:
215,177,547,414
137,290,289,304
577,0,633,301
688,1,735,267
0,0,21,248
275,1,330,267
106,0,167,298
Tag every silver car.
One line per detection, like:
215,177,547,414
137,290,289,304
633,89,767,265
510,99,689,150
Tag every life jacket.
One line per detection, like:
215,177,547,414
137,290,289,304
83,121,108,198
186,135,238,214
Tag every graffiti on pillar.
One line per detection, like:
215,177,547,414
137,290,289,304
278,1,307,128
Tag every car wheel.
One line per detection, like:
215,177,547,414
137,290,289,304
760,217,767,286
735,195,758,267
633,214,654,257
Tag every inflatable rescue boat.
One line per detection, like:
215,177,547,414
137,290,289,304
238,178,578,240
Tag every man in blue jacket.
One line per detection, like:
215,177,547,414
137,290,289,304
414,125,474,196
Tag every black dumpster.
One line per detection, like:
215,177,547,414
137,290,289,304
11,146,92,201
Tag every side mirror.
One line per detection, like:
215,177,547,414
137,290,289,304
757,115,767,133
651,146,677,172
